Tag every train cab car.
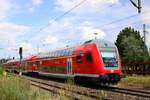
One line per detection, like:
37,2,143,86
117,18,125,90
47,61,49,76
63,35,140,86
73,39,122,84
35,39,121,84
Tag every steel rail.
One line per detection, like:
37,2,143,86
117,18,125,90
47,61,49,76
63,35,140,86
21,75,150,99
23,76,101,100
105,86,150,98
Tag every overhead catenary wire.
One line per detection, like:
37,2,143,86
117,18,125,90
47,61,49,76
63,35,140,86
102,17,150,32
37,0,88,32
33,0,143,36
99,10,150,28
35,0,120,34
26,1,150,46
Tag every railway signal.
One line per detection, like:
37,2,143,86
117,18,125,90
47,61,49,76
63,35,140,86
19,47,23,60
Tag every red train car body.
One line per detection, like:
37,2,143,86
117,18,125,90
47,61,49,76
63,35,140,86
3,39,122,84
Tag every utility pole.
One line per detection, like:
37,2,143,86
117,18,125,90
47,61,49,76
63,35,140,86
142,24,149,53
143,24,146,45
130,0,142,13
138,0,141,13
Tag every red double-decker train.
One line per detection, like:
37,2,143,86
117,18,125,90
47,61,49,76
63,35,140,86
3,39,122,84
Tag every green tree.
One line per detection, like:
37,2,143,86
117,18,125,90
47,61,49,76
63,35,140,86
115,27,149,64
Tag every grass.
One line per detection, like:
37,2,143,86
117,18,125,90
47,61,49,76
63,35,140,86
0,74,107,100
118,75,150,88
0,76,29,100
0,76,51,100
0,66,3,75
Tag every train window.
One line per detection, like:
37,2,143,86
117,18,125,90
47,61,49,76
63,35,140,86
68,49,71,55
48,52,51,57
56,51,58,57
57,50,60,56
52,51,55,57
63,49,66,56
57,50,59,57
86,53,92,63
59,50,62,56
52,51,54,57
55,51,58,57
54,51,57,57
62,49,66,56
51,52,53,57
76,55,82,63
60,50,64,56
65,49,69,56
59,50,61,56
70,49,75,55
57,50,60,57
50,52,52,57
49,52,52,57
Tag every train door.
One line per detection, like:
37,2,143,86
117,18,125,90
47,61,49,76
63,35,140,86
36,61,40,71
67,58,72,76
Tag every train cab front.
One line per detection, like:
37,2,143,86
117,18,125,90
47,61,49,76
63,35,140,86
93,39,122,84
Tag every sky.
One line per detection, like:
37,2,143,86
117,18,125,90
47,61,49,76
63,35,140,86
0,0,150,58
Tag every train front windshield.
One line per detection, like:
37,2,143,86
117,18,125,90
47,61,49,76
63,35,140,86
100,48,118,69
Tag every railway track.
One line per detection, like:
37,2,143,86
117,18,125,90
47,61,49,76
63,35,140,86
103,86,150,99
22,76,104,100
21,75,150,100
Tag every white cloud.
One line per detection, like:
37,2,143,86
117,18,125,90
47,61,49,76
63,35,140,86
28,7,35,13
0,22,30,43
55,0,119,14
0,22,29,31
141,6,150,24
0,0,13,20
19,42,36,57
28,0,43,13
20,42,33,51
80,25,105,40
33,19,106,47
44,35,58,44
32,0,43,6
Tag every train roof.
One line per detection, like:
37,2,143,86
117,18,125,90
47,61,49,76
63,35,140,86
4,39,117,62
36,39,116,59
5,59,20,64
83,39,116,48
37,47,74,59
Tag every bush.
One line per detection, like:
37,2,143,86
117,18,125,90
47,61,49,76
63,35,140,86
0,67,3,75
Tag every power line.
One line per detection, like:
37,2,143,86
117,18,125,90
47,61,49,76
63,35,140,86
99,10,150,28
28,0,149,44
38,0,87,32
35,0,121,34
102,17,150,32
33,0,139,38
